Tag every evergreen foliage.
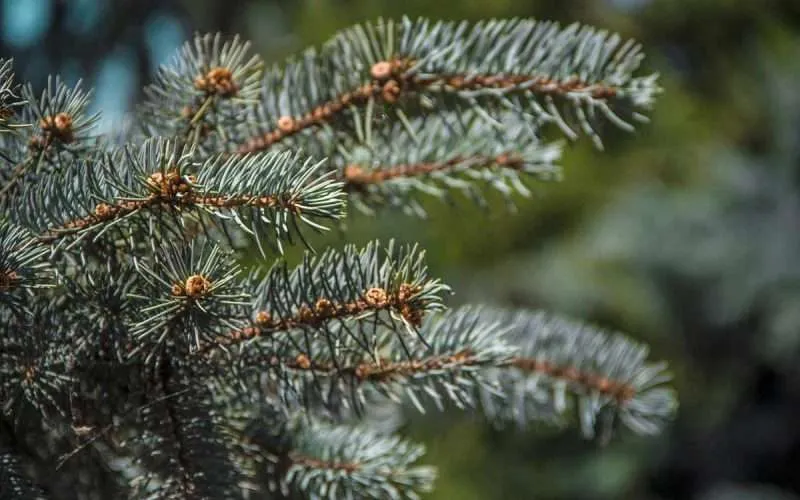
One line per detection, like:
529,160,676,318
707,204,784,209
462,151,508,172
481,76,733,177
0,17,676,499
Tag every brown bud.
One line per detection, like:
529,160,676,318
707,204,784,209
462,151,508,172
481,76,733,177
448,76,465,89
295,354,311,370
354,364,370,379
94,202,113,218
397,283,420,302
277,115,295,133
314,298,334,316
183,274,211,298
54,112,73,131
0,269,19,292
400,304,423,328
595,377,612,393
297,305,314,323
193,76,208,90
309,107,322,122
364,287,389,308
255,310,271,325
359,83,375,97
370,61,393,81
195,67,238,97
39,112,74,143
28,136,45,151
343,164,366,183
381,80,401,103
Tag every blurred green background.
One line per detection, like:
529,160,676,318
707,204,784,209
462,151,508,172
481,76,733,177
4,0,800,498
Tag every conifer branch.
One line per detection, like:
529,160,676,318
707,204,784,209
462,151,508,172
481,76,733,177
0,15,674,498
337,113,562,215
237,17,658,154
213,284,425,348
207,240,449,360
126,239,250,365
240,305,673,441
1,304,72,423
14,139,346,253
0,77,98,209
0,444,47,500
0,59,25,134
280,420,435,500
476,308,676,439
246,306,510,414
140,33,264,152
0,221,53,317
130,361,240,498
342,154,525,186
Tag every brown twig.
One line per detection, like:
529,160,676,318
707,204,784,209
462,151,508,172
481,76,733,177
204,284,423,354
342,153,525,188
262,350,636,403
36,171,298,244
509,357,637,402
289,453,361,473
236,57,619,154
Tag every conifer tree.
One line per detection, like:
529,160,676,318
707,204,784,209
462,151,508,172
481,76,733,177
0,18,677,499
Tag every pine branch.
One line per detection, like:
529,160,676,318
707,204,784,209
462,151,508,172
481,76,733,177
237,17,658,154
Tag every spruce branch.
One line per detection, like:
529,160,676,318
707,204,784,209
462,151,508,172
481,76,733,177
140,33,264,151
57,263,137,367
476,308,677,440
339,113,562,215
246,305,675,442
15,139,345,254
0,15,674,499
226,402,434,500
1,303,73,424
280,419,435,500
0,221,54,317
237,17,658,154
0,444,47,500
0,59,25,135
208,240,449,358
241,306,508,415
127,239,250,364
129,361,240,499
0,77,99,209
